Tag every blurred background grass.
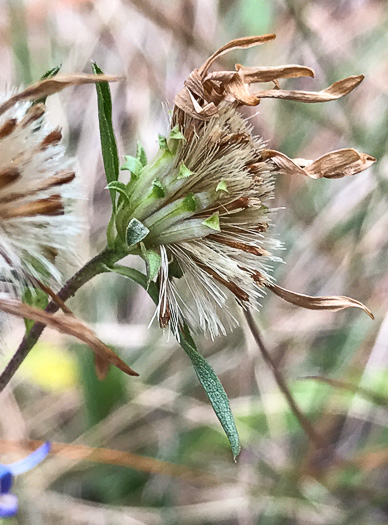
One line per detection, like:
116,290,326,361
0,0,388,523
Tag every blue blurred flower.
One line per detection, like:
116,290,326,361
0,441,50,518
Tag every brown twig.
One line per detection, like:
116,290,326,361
0,248,128,392
244,309,326,449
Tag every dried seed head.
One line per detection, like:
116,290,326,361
117,34,375,338
0,91,80,293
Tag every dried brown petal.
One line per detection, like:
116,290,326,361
197,261,249,302
0,167,20,190
198,34,276,77
222,73,261,106
174,86,218,121
0,74,121,117
255,75,364,103
40,128,62,149
209,235,269,256
267,283,374,319
20,104,45,127
0,195,64,219
0,297,138,376
263,148,376,179
0,171,76,205
0,119,17,138
235,64,315,84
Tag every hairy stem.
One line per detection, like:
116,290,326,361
0,248,126,392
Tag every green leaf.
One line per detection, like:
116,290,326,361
91,62,119,211
106,181,130,204
178,162,193,180
23,288,49,334
108,264,241,460
34,64,62,105
140,243,161,283
121,155,143,177
152,178,165,198
40,64,62,80
78,349,126,428
202,212,220,231
179,325,241,461
107,264,159,304
126,218,149,246
136,142,147,167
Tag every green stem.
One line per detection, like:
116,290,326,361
0,247,126,393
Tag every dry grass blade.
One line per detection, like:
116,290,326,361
0,298,138,377
300,376,388,407
0,74,121,116
255,75,364,102
267,283,374,319
264,148,376,179
0,440,218,485
244,310,325,448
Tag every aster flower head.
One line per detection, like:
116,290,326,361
113,35,375,338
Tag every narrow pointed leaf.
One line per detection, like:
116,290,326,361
109,265,241,459
91,62,120,209
179,325,241,461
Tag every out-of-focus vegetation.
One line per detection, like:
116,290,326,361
0,0,387,523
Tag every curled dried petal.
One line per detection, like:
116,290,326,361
223,73,261,106
255,75,364,103
198,34,276,77
267,283,374,319
235,64,315,84
0,298,139,376
263,148,376,179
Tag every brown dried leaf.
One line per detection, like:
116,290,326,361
198,34,276,77
0,297,138,376
263,148,376,179
0,74,121,116
267,283,374,319
94,355,111,381
255,75,364,103
235,64,315,84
